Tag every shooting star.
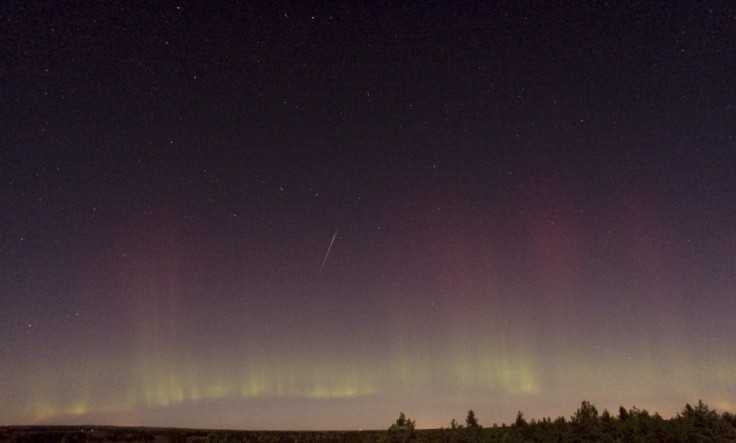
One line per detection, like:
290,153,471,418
319,229,338,274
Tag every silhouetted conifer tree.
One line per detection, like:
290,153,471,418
514,411,526,427
386,412,415,442
570,400,601,442
466,410,480,428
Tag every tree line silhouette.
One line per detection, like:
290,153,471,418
385,400,736,442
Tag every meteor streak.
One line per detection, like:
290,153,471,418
319,230,338,274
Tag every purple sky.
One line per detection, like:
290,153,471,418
2,1,735,430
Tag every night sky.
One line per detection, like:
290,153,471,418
2,1,735,430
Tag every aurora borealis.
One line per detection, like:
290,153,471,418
2,1,735,430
